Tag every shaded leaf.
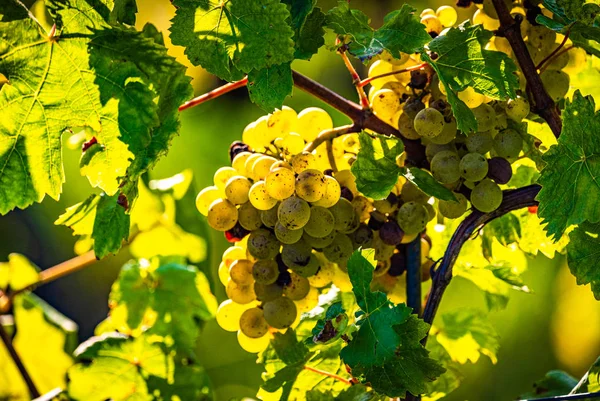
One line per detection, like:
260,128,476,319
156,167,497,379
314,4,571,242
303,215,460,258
566,222,600,299
520,370,579,399
248,63,294,111
93,193,130,258
403,167,457,201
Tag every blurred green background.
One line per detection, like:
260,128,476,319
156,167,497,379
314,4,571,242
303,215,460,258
1,0,599,400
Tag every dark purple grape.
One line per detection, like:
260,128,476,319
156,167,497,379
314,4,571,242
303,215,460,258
386,192,399,206
379,221,404,246
409,70,429,90
368,211,387,231
389,253,406,277
340,187,354,201
403,98,425,118
487,157,513,184
229,141,250,162
225,223,250,242
351,224,374,247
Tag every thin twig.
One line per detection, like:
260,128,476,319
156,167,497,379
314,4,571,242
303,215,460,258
178,77,249,112
304,124,359,152
303,365,353,385
540,45,574,73
358,63,428,88
326,140,339,172
337,40,370,109
0,323,40,398
536,27,572,71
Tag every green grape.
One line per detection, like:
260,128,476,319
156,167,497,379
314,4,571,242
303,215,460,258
471,179,503,212
436,5,457,27
540,70,570,102
291,152,318,173
282,133,305,155
505,96,530,122
292,253,320,277
278,196,311,230
459,153,489,181
414,108,445,138
249,181,277,211
339,213,360,235
373,198,397,214
275,222,304,245
237,330,270,353
425,202,436,222
304,206,334,238
421,15,443,34
352,196,374,221
430,151,461,184
323,233,354,264
312,176,342,208
207,199,238,231
438,193,469,219
226,280,256,304
238,202,263,231
528,25,556,51
247,229,280,260
252,260,279,285
225,176,252,205
303,230,336,248
260,204,279,228
239,307,269,338
297,107,333,142
372,232,395,261
281,239,312,267
429,117,457,145
472,103,496,132
195,185,222,216
425,142,457,163
397,112,421,140
329,198,356,231
284,273,311,300
400,180,429,204
216,299,248,332
254,282,284,302
213,167,238,191
371,89,400,123
396,201,428,235
229,259,254,285
493,129,523,160
295,169,326,202
458,87,485,108
263,296,297,329
251,156,278,181
350,224,373,248
466,131,494,154
232,152,252,176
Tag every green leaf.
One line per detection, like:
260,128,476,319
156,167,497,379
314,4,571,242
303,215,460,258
403,167,457,202
481,213,521,258
566,222,600,299
0,253,39,292
508,164,540,188
110,0,138,25
68,333,169,401
307,301,348,345
351,133,403,200
147,364,213,401
537,91,600,240
281,0,326,60
327,3,430,61
340,251,445,397
108,257,218,353
170,0,294,81
92,193,130,258
520,370,579,399
436,309,500,365
248,63,294,111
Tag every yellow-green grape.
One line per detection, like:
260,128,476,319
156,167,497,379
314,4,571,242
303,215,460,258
303,230,336,248
420,8,435,17
196,186,222,216
244,153,263,180
472,103,496,132
267,106,298,137
265,168,295,200
278,196,311,230
426,142,456,162
216,299,247,332
414,108,445,138
466,131,494,154
421,15,443,34
371,89,400,123
372,232,395,261
525,43,544,66
472,9,500,31
229,259,254,285
564,47,587,73
296,107,333,142
295,286,319,313
302,206,334,238
214,167,238,191
546,48,570,70
430,151,461,184
540,69,570,102
329,198,356,231
505,96,530,122
425,202,436,222
252,260,279,285
458,87,485,108
238,202,263,231
312,176,342,208
528,25,557,51
368,59,396,89
463,180,477,190
226,280,256,304
295,169,326,202
340,213,360,235
270,160,293,172
438,193,469,219
263,297,298,329
291,152,318,173
459,153,489,181
293,253,320,278
493,129,523,160
381,81,408,98
252,156,278,181
249,181,277,211
207,199,238,231
225,176,252,205
323,233,354,264
373,198,397,214
260,204,279,228
397,112,421,140
275,222,304,245
379,50,410,65
283,273,311,300
237,330,270,353
429,117,457,145
396,201,428,235
436,5,457,27
255,282,284,302
223,246,246,268
239,307,269,338
400,180,430,203
471,178,503,212
308,254,335,287
352,196,374,221
481,0,505,19
247,229,280,259
282,133,305,155
247,115,273,151
232,152,252,175
284,245,319,276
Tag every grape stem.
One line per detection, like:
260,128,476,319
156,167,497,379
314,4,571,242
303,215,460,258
304,124,360,152
0,323,41,398
178,77,249,112
336,39,371,109
492,0,562,137
357,63,428,88
303,365,353,385
536,25,573,72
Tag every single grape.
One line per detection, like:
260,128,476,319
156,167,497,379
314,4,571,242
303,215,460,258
438,193,469,219
429,117,457,145
254,282,284,302
472,9,500,31
430,150,461,184
295,169,326,202
237,330,270,353
465,131,494,154
540,69,570,102
351,224,374,248
213,167,238,191
294,286,319,313
229,259,254,285
278,196,311,230
207,199,238,231
218,261,230,286
303,230,336,249
323,233,354,264
196,186,222,216
368,60,397,89
436,5,457,27
247,229,280,260
379,221,404,246
334,170,358,195
263,296,297,329
260,204,279,228
226,280,256,304
371,89,400,123
472,103,496,132
239,307,269,338
528,25,556,51
244,154,263,180
471,179,503,212
373,198,397,214
329,198,356,232
396,201,428,235
291,152,318,173
460,152,489,181
421,15,443,34
400,180,430,204
487,157,513,184
397,112,421,140
493,129,523,160
389,253,406,277
425,142,457,163
304,206,334,238
232,152,252,176
308,254,335,288
268,106,298,137
225,176,252,205
238,202,263,231
216,299,247,332
281,239,312,268
282,132,305,155
420,8,435,17
275,222,304,245
252,260,279,285
249,181,277,211
312,176,342,208
251,156,278,180
414,108,445,138
296,107,334,142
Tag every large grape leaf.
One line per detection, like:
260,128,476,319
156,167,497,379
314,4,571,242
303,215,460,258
110,0,138,25
107,257,217,354
537,91,600,240
326,2,430,61
169,0,295,82
0,2,191,215
339,251,445,398
248,62,293,111
282,0,326,60
566,222,600,299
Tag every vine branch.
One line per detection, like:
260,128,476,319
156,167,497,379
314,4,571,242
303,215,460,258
519,392,600,401
303,365,353,385
178,77,249,112
0,323,40,398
